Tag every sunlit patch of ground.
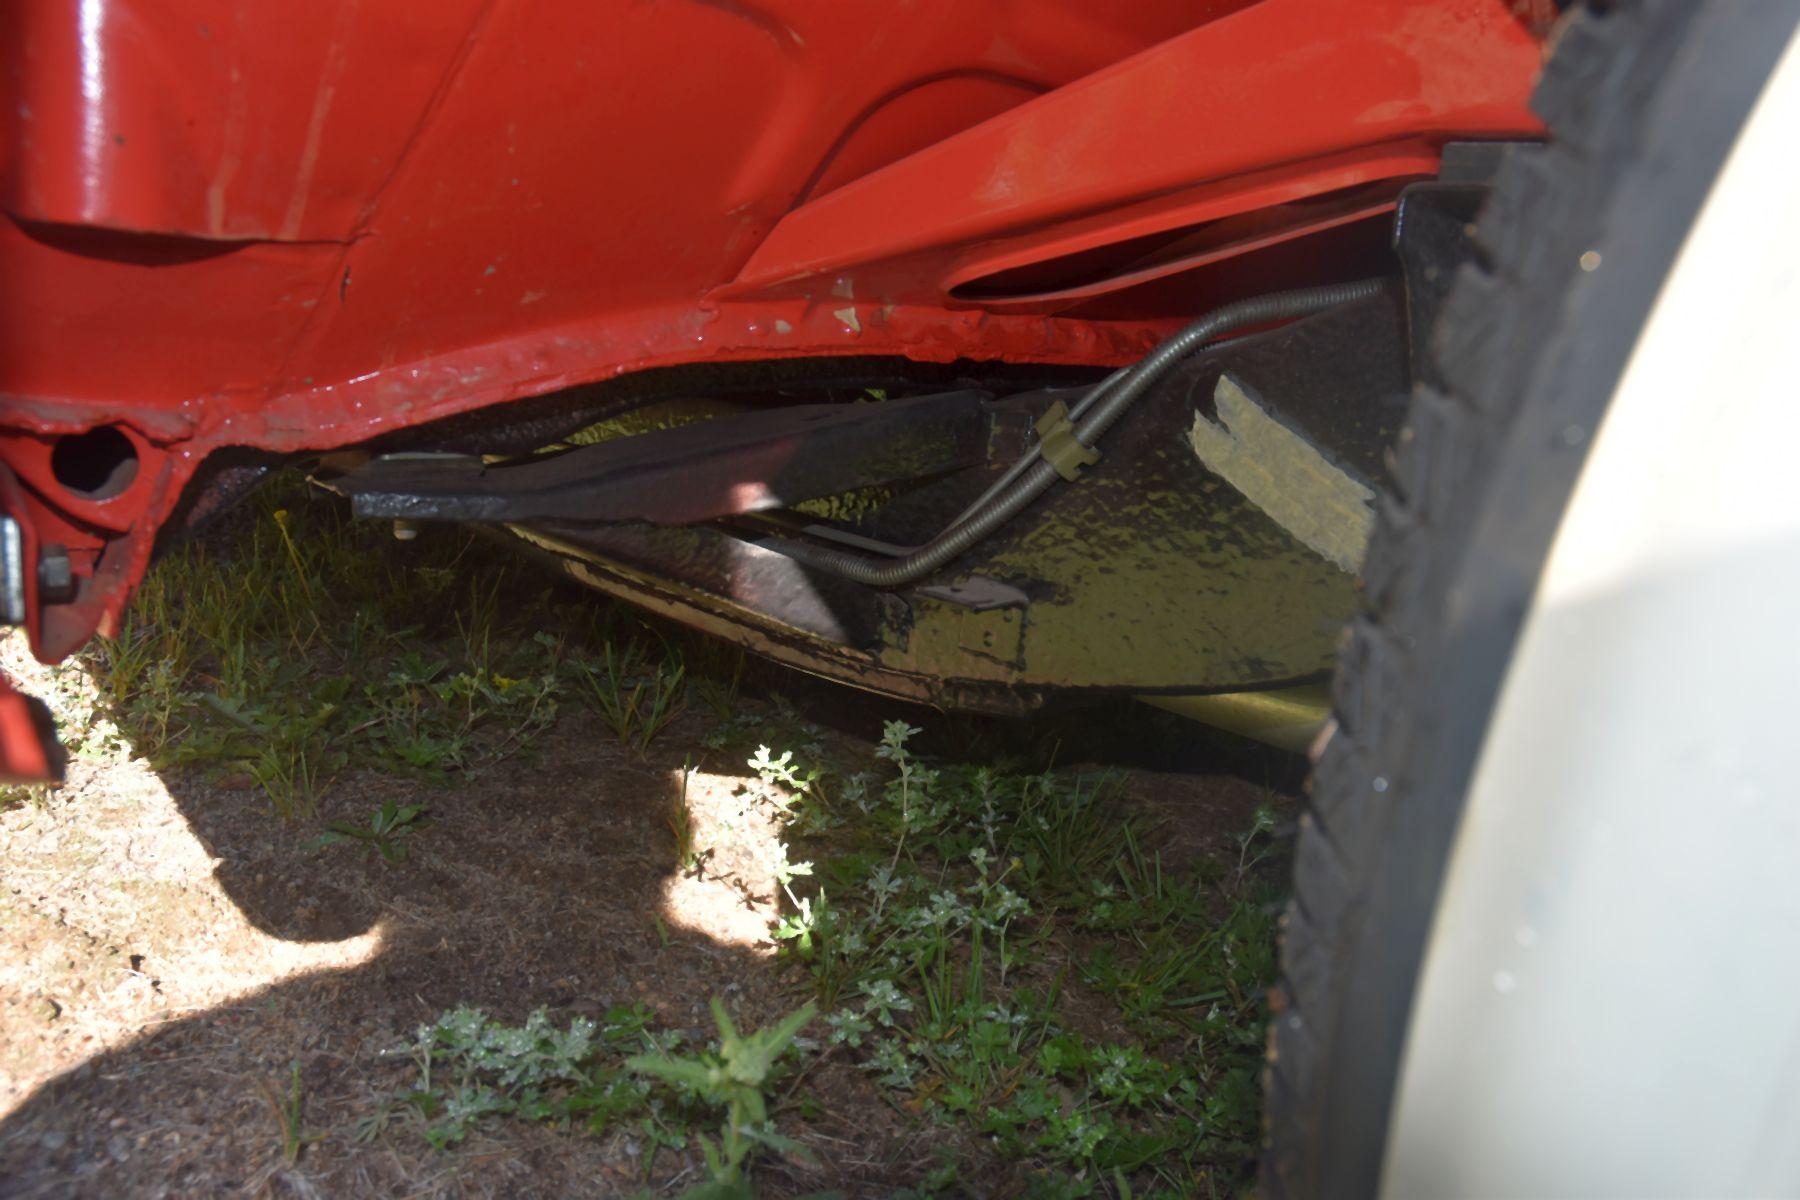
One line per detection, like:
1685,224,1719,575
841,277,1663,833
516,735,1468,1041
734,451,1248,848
657,767,788,952
0,556,1292,1199
1,748,388,1106
2,641,378,1118
0,625,851,1195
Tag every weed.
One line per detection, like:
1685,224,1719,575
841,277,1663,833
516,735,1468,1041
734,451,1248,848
0,784,43,811
391,999,814,1197
769,844,818,951
49,472,1287,1194
750,737,841,842
691,643,746,723
628,999,817,1197
669,760,711,875
751,723,1282,1193
1232,802,1279,889
310,799,428,863
259,1059,322,1166
569,642,687,757
399,1004,662,1150
65,479,579,814
701,693,825,761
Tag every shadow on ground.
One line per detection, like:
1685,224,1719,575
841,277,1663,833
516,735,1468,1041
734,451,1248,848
0,677,1289,1199
0,699,846,1197
0,484,1299,1197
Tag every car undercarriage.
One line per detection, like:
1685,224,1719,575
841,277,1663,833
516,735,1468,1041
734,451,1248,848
0,0,1548,772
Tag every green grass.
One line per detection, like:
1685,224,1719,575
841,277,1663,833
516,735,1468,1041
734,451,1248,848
260,1059,323,1166
309,798,428,863
628,999,819,1196
757,722,1282,1197
568,640,687,759
387,999,815,1198
75,476,693,817
379,724,1283,1196
46,468,1286,1196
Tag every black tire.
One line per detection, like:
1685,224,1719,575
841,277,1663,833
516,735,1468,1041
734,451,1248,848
1263,3,1800,1196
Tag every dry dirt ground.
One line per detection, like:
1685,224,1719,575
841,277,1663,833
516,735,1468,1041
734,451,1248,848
0,636,1292,1199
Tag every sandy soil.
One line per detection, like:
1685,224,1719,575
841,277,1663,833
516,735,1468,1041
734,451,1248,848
0,643,1286,1198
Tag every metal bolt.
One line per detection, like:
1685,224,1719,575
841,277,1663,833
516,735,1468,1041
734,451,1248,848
38,545,75,603
0,517,23,624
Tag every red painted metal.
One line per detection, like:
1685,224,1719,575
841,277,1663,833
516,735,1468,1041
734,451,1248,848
0,0,1546,777
0,674,58,783
5,0,487,241
730,0,1542,297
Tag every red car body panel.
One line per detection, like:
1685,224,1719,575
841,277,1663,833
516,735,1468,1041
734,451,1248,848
0,0,1547,778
